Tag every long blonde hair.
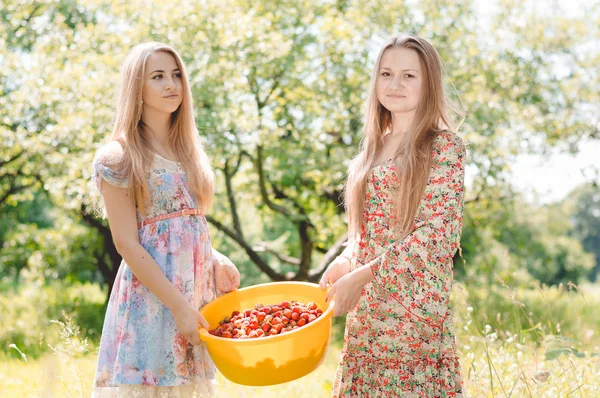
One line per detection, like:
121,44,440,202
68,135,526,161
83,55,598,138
345,34,459,239
111,42,214,215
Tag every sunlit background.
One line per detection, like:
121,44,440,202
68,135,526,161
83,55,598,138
1,0,599,396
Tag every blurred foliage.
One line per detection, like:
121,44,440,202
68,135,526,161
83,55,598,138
0,276,106,359
0,0,599,287
458,190,596,286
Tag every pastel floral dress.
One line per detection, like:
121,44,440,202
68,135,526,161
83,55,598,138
332,131,466,397
91,143,218,398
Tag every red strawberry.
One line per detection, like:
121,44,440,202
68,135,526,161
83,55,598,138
257,312,266,322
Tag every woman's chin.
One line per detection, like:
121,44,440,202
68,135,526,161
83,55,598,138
381,103,418,114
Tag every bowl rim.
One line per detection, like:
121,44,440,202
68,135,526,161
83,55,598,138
198,281,334,344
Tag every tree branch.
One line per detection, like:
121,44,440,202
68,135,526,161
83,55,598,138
308,233,348,282
0,150,25,169
269,180,316,228
80,204,122,293
255,145,294,217
0,169,42,205
253,244,301,266
230,150,252,177
0,182,35,205
223,160,243,237
206,215,288,281
322,187,346,214
296,220,313,280
464,194,511,204
13,4,43,35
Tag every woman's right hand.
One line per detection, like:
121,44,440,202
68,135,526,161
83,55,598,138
319,256,352,290
172,303,209,346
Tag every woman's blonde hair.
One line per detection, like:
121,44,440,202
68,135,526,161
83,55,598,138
110,42,214,215
345,34,460,239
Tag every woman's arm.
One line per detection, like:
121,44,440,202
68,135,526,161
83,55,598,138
212,248,241,293
102,181,191,313
359,132,466,328
100,176,207,345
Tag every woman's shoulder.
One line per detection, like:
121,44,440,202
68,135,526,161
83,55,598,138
432,130,465,155
92,140,129,189
94,140,126,166
428,130,466,178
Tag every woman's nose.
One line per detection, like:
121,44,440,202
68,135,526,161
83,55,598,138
389,75,404,90
165,77,176,91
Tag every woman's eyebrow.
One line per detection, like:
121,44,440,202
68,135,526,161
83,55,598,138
379,67,419,73
150,68,181,74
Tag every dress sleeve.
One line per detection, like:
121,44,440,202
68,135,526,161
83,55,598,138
367,131,466,329
91,141,129,190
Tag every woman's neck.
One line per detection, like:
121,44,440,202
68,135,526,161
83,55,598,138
141,112,171,149
389,111,415,137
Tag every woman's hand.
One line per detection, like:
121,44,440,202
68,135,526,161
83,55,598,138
326,266,373,316
213,253,241,293
319,256,352,290
172,303,209,346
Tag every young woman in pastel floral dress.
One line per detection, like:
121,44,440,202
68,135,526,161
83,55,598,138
321,34,466,397
90,42,240,398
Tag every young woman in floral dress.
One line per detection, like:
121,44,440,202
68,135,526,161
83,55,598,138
321,34,466,397
90,42,240,398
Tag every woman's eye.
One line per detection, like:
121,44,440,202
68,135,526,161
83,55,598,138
405,74,414,78
152,74,162,79
174,73,182,78
381,72,390,77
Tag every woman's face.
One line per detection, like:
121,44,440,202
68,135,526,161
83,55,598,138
142,51,183,115
376,47,423,115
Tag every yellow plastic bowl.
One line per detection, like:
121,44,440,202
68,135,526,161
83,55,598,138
198,281,333,386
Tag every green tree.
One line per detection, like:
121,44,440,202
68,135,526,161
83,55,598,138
565,184,600,281
1,0,598,289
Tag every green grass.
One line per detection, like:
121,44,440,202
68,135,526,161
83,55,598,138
1,281,600,397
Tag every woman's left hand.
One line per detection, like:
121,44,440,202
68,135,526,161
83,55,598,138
213,253,241,293
326,268,370,316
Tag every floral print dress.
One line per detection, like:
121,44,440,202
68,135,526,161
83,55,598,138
91,144,217,398
332,131,466,397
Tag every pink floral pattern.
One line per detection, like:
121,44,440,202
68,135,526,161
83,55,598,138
91,148,217,396
333,131,466,397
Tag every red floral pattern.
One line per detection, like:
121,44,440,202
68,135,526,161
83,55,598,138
333,131,465,397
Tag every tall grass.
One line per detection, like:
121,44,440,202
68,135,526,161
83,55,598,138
1,280,599,397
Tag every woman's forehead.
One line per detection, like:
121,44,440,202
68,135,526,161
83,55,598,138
146,51,178,71
380,47,421,71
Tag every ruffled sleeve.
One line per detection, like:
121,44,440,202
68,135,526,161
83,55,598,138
91,141,129,190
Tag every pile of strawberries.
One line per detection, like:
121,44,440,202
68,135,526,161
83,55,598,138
208,300,323,339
